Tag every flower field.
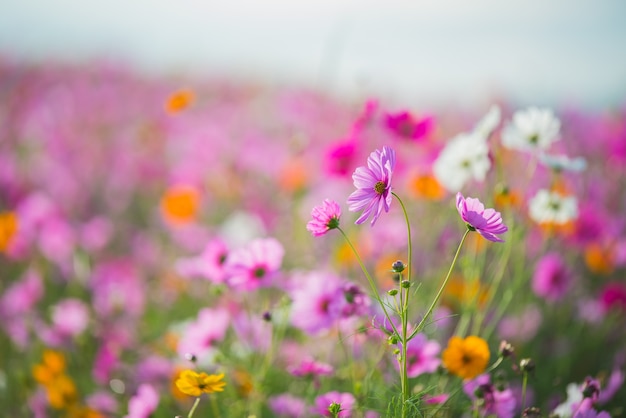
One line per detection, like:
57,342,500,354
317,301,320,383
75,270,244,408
1,60,625,417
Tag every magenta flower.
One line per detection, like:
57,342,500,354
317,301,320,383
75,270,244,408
268,394,307,418
124,384,159,418
288,357,334,378
312,391,356,417
384,110,434,141
307,199,341,237
347,146,396,226
456,192,508,242
397,333,441,378
532,253,573,301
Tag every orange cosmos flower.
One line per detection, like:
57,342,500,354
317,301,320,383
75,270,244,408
160,185,200,225
175,370,226,397
409,172,445,200
0,211,18,252
442,336,490,380
165,89,195,113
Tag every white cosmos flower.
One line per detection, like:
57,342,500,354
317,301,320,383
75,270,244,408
538,153,587,172
528,189,578,225
502,107,561,152
433,132,491,192
473,104,501,139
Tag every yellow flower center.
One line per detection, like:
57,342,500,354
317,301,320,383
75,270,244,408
374,181,386,195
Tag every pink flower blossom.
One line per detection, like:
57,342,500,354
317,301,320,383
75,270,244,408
399,333,441,378
456,192,508,242
347,146,395,226
600,282,626,313
177,307,230,361
325,138,358,176
268,393,307,418
463,374,516,418
532,253,573,301
312,391,356,417
124,384,159,418
288,357,334,377
224,237,284,290
175,238,229,283
384,110,434,141
307,199,341,237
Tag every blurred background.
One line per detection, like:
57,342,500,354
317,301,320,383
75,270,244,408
1,0,625,108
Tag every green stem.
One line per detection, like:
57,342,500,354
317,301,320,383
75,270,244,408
210,394,222,418
521,372,528,410
392,192,413,418
337,227,399,338
409,229,470,340
187,397,201,418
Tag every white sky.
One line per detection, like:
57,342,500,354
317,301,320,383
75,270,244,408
1,0,625,108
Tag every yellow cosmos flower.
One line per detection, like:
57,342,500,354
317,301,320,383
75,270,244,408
33,350,66,385
409,173,445,201
442,336,490,380
0,211,18,252
175,370,226,397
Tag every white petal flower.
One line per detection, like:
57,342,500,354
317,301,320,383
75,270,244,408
539,153,587,172
528,189,578,225
473,104,501,139
502,107,561,152
433,132,491,192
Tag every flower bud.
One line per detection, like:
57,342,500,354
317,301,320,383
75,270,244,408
582,377,600,400
328,402,342,416
522,407,542,417
387,289,398,296
392,260,405,273
388,335,399,345
499,340,514,358
184,353,197,363
401,280,411,289
262,311,272,322
520,358,535,373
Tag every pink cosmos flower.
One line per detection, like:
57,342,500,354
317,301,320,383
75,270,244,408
268,393,307,418
463,374,516,418
307,199,341,237
177,307,230,361
124,384,159,418
325,138,358,176
532,253,573,301
599,282,626,313
312,391,356,417
384,110,434,141
224,237,284,290
175,238,229,283
456,192,508,242
288,357,334,378
398,333,441,378
347,146,396,226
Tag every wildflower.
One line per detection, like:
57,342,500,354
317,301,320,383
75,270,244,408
288,357,334,378
269,394,307,418
125,384,159,418
165,89,194,113
224,237,284,290
456,192,508,242
325,138,358,176
442,336,490,380
384,110,434,141
539,153,587,172
175,238,229,283
175,370,226,397
176,307,230,361
433,132,491,192
409,172,445,200
528,189,578,225
307,199,341,237
312,391,356,417
532,253,573,302
473,105,501,139
398,333,441,378
347,146,395,226
599,282,626,313
0,211,18,252
502,107,561,152
463,374,516,418
584,243,615,275
160,184,200,225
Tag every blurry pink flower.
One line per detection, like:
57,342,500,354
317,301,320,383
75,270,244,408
224,237,284,290
307,199,341,237
38,216,76,268
175,238,229,283
0,268,43,317
232,311,271,353
177,307,230,360
347,146,395,226
325,138,358,176
423,393,450,405
124,384,159,418
456,192,508,242
498,305,542,342
268,393,307,418
384,110,434,141
312,391,356,417
600,282,626,313
50,298,90,338
90,259,146,319
86,391,118,415
93,344,119,385
288,357,333,378
463,374,516,418
290,271,359,335
80,216,113,252
532,253,573,301
399,333,441,378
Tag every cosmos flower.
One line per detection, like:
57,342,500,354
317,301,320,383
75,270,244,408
398,333,441,378
306,199,341,237
502,107,561,152
312,391,356,417
442,336,490,380
528,189,578,225
433,132,491,192
456,193,508,243
384,110,434,141
224,237,284,290
175,238,229,283
347,146,395,226
539,153,587,172
268,394,307,418
532,253,573,301
125,384,159,418
473,105,501,139
463,374,516,418
175,370,226,397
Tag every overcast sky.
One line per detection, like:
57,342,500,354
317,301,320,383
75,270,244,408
1,0,625,108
